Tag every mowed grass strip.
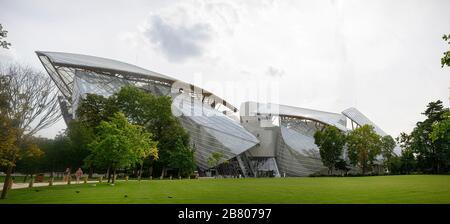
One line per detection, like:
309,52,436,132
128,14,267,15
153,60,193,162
0,175,449,204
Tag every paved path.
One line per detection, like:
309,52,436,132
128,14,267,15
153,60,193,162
0,180,101,190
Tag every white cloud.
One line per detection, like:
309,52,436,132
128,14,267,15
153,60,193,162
141,0,243,62
144,14,212,62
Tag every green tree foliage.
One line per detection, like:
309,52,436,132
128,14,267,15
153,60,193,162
110,86,195,178
442,34,450,67
156,119,193,177
207,151,224,176
430,111,450,144
429,111,450,171
73,94,117,175
0,24,11,49
0,65,60,199
0,118,18,168
76,94,117,129
390,133,417,174
380,135,396,168
169,138,196,177
409,100,449,173
207,151,224,168
9,85,195,182
87,112,157,183
399,148,417,174
39,134,72,172
334,159,350,175
313,126,346,174
66,121,95,174
346,124,382,174
15,137,46,181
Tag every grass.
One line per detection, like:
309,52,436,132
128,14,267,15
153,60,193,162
0,175,449,204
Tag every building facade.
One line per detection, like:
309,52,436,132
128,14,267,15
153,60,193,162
37,51,388,177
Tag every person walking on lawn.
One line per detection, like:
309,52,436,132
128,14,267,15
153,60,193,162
63,168,70,182
75,168,83,184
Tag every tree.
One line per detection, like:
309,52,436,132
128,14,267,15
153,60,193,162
334,159,350,175
132,124,158,181
347,124,382,175
430,111,450,143
400,148,417,174
169,138,196,177
380,135,396,171
208,151,224,168
394,132,417,174
207,151,224,176
409,100,448,173
87,112,157,183
156,118,194,178
0,24,11,49
111,86,195,178
76,93,117,128
66,121,95,177
313,126,346,174
442,34,450,67
429,111,450,172
43,134,72,173
74,86,195,178
75,93,118,176
1,64,61,199
15,137,45,182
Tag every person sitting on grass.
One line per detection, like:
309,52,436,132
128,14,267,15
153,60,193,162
75,168,83,184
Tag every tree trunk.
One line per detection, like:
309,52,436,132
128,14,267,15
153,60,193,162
1,165,13,199
160,167,166,179
138,163,143,181
112,168,116,184
149,166,153,179
23,174,28,183
107,166,112,183
88,166,93,178
437,160,440,174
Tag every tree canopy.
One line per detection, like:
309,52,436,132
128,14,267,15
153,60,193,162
380,135,396,168
73,85,195,178
313,125,346,174
347,124,382,174
442,34,450,67
87,112,157,183
1,64,61,199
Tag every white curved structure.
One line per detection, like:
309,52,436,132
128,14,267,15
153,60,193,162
37,51,388,177
36,51,256,174
342,107,387,136
241,102,348,176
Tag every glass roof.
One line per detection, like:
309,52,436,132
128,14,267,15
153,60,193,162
241,101,348,131
173,95,259,155
342,107,387,136
36,51,175,82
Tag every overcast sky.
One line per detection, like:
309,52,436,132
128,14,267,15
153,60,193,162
1,0,449,139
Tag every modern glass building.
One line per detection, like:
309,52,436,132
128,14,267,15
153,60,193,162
36,51,388,177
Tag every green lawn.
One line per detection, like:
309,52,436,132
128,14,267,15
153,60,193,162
1,175,449,204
